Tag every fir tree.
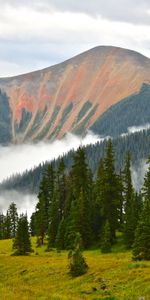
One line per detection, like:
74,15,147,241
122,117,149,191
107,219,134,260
0,213,5,240
7,202,18,238
101,220,112,253
132,158,150,260
3,211,11,239
123,152,135,248
47,190,59,248
13,214,32,255
132,199,150,260
68,232,88,277
65,147,93,248
35,164,55,245
101,140,119,242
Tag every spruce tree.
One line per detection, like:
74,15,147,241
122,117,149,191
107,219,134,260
0,213,5,240
7,202,18,238
123,152,135,248
64,147,93,248
68,232,88,277
93,159,105,239
101,140,119,242
47,190,59,248
13,214,32,255
101,220,112,253
133,158,150,260
132,199,150,260
35,163,55,245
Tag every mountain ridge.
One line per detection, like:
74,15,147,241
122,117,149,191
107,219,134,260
0,45,150,144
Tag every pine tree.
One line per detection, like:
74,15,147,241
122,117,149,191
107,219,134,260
132,158,150,260
13,214,32,255
0,213,5,240
35,164,55,245
101,140,119,242
101,220,112,253
132,199,150,260
123,152,135,248
47,190,59,248
7,202,18,238
3,211,11,239
64,147,93,248
68,232,88,277
93,159,105,239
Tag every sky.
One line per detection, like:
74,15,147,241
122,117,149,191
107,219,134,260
0,0,150,77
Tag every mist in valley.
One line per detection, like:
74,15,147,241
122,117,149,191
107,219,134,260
0,131,102,216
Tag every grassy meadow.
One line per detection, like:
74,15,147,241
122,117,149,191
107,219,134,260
0,237,150,300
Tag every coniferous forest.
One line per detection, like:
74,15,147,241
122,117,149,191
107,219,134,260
1,140,150,262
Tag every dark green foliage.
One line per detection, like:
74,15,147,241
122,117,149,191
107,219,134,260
13,214,32,255
101,140,120,242
0,213,5,239
0,89,12,144
2,128,150,194
123,153,136,248
68,233,88,277
76,100,92,123
101,220,112,253
35,106,60,141
132,199,150,260
35,164,55,245
64,147,93,248
15,109,32,134
7,202,18,238
132,158,150,260
91,84,150,137
47,190,59,248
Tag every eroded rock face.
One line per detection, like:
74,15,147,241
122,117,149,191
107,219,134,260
0,46,150,144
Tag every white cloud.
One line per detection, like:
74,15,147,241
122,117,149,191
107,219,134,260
0,190,37,219
0,2,149,77
0,132,102,183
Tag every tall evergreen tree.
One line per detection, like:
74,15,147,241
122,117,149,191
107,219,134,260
64,147,93,248
47,189,59,248
123,152,135,248
0,213,5,240
7,202,18,238
132,199,150,260
101,220,112,253
13,214,32,255
101,140,119,242
35,163,55,245
133,158,150,260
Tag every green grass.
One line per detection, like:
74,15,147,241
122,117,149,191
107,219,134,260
0,238,150,300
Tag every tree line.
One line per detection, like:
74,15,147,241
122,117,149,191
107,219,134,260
0,140,150,261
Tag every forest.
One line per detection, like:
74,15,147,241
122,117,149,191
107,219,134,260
0,140,150,264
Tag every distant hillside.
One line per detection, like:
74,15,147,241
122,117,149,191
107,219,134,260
1,128,150,194
0,46,150,144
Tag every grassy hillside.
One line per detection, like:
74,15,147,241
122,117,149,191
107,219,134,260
0,238,150,300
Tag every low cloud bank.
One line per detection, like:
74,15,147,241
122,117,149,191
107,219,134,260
121,123,150,137
0,190,37,219
131,159,148,191
0,131,102,183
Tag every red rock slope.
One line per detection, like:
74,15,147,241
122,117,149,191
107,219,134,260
0,46,150,143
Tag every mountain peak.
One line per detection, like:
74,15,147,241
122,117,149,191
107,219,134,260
0,46,149,144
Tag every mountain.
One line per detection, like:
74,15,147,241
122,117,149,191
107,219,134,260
0,46,150,144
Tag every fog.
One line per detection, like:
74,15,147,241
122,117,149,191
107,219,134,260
0,131,102,183
131,159,147,191
0,131,103,217
0,190,37,219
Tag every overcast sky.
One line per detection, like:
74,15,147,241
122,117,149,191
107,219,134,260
0,0,150,77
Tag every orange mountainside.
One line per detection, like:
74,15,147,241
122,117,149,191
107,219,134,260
0,46,150,143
